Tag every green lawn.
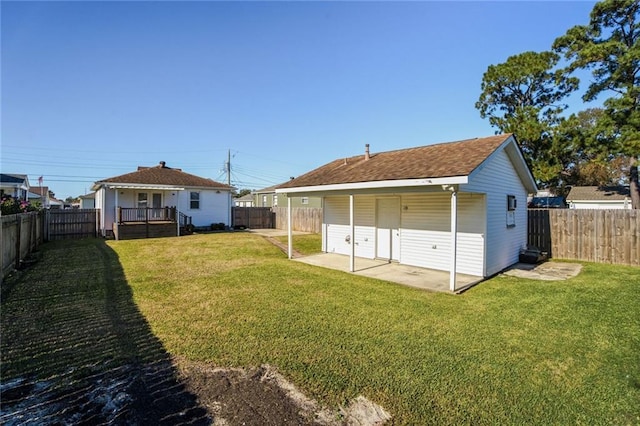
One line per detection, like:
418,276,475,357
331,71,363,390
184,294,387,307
2,233,639,424
275,232,322,255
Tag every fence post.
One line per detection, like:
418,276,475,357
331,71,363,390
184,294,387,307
14,215,21,270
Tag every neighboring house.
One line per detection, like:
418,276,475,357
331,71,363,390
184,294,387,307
0,174,30,200
91,161,233,239
28,186,52,208
49,196,64,209
566,185,632,209
276,134,537,291
79,192,96,209
255,184,323,208
234,193,255,207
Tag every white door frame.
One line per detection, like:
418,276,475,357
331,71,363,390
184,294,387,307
375,197,400,261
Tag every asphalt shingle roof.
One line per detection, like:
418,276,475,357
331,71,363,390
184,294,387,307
566,185,631,201
97,162,232,189
278,134,512,189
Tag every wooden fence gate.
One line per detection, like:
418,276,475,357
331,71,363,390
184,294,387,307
46,209,100,240
232,207,275,229
528,209,639,266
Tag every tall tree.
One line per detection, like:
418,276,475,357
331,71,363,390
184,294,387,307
476,51,579,188
554,0,640,206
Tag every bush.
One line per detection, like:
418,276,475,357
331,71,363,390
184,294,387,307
210,223,226,231
1,196,40,215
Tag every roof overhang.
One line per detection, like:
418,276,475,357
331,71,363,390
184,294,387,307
276,175,468,196
99,183,186,191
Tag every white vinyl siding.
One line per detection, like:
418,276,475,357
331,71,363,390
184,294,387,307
324,196,376,259
463,148,527,276
569,201,630,209
324,193,485,276
400,193,485,276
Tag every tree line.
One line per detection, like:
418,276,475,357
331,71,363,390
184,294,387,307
476,0,639,208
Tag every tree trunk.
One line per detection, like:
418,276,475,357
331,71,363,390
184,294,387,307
630,161,640,209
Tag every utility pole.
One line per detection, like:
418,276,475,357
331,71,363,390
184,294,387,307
227,149,231,186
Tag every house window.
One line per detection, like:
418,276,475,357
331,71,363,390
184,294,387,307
262,195,267,207
301,197,309,205
506,195,516,227
273,195,278,206
137,193,148,208
190,192,200,209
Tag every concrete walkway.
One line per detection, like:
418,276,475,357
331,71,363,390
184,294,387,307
295,253,483,293
246,229,311,237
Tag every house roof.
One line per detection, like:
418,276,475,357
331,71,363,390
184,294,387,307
235,193,255,202
93,161,233,190
255,184,278,194
28,187,50,199
277,134,528,191
566,186,631,202
0,174,29,190
0,173,27,184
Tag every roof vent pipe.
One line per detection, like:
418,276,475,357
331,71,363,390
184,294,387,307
365,144,370,160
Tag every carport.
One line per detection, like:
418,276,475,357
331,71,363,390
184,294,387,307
295,253,482,293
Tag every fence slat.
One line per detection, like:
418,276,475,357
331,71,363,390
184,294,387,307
47,209,99,240
528,209,640,266
272,207,322,233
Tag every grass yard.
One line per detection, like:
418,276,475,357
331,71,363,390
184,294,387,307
274,232,323,255
2,233,639,424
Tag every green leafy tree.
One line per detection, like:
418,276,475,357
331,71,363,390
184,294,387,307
553,0,640,206
476,51,579,187
234,188,252,198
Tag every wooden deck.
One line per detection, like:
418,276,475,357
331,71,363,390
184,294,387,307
113,207,191,240
114,222,178,240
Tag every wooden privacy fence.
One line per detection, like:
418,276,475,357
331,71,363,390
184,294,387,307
47,209,100,240
1,211,44,280
232,207,275,229
273,207,323,233
528,209,639,266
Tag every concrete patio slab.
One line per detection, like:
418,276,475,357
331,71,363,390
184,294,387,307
502,261,583,281
247,229,311,237
295,253,483,293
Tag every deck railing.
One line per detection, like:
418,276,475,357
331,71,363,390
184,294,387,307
179,211,192,227
117,207,177,224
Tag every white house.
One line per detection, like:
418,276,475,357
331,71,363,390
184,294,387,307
92,161,233,239
566,186,632,210
0,174,30,200
234,193,255,207
276,134,537,291
79,192,96,209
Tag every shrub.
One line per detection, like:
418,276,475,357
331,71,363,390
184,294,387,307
210,223,226,231
1,196,40,215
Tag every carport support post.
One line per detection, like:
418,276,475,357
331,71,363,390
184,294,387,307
114,189,119,240
287,196,293,259
450,188,458,291
349,194,355,272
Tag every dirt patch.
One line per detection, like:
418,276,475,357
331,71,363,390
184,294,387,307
502,261,583,281
1,358,391,426
177,358,391,425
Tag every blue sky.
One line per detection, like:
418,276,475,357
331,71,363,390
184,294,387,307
2,1,599,200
